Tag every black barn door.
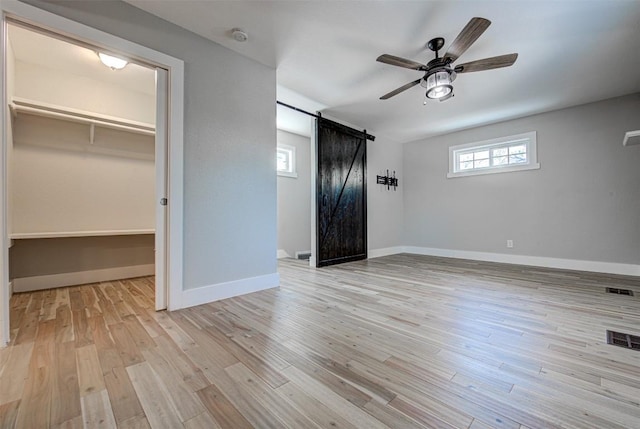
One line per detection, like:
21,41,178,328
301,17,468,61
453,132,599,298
316,118,367,267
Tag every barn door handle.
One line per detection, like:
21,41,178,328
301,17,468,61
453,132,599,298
323,195,327,206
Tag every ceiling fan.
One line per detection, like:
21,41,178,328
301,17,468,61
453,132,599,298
377,17,518,102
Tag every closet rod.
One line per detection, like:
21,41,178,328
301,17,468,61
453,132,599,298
10,97,155,136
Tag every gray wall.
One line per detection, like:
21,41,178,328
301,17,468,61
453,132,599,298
277,130,311,258
367,136,404,251
24,0,277,289
403,94,640,264
276,127,405,260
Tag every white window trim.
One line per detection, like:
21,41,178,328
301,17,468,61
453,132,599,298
447,131,540,178
277,143,298,178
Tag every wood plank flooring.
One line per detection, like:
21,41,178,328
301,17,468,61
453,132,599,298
2,254,640,428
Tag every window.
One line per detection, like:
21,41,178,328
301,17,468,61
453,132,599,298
448,131,539,178
277,144,297,178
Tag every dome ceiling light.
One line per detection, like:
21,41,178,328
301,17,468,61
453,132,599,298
98,52,128,70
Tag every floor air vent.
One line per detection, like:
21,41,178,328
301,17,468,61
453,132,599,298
606,330,640,351
606,287,634,296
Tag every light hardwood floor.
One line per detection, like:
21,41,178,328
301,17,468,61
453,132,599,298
2,254,640,428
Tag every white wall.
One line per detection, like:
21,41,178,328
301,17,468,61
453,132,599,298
10,53,156,234
0,30,16,343
403,94,640,267
6,33,15,236
277,129,310,258
24,0,278,293
11,115,155,234
14,60,155,124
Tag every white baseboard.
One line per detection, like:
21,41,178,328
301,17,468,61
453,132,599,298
277,249,291,259
11,264,155,292
181,272,280,308
368,246,405,259
403,246,640,277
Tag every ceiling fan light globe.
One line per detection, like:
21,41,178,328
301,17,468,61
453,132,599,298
427,85,452,99
425,70,453,99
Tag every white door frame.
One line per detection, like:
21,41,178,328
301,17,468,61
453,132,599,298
0,0,185,346
154,68,169,310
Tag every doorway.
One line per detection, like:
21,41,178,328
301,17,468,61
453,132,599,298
6,21,159,296
0,1,185,346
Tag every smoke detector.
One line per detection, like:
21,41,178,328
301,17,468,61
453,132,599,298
231,28,248,42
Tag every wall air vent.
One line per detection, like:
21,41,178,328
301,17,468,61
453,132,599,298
606,330,640,351
623,130,640,146
606,287,634,296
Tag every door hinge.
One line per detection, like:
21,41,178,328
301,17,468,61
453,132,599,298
160,198,168,206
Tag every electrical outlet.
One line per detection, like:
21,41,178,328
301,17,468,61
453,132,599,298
506,240,514,248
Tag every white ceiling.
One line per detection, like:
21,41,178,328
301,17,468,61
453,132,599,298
123,0,640,142
34,1,640,143
8,24,156,96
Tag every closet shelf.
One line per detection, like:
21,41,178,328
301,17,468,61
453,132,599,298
10,229,156,239
9,97,155,141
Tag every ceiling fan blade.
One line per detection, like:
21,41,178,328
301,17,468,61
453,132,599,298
380,79,422,100
454,53,518,73
377,54,426,70
444,17,491,63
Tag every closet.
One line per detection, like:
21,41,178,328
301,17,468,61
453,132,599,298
6,24,157,293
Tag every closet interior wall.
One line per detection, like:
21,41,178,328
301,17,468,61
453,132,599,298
7,25,157,292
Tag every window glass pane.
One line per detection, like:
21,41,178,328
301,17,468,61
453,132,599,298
459,161,474,170
459,153,473,162
474,150,489,160
493,156,508,166
509,154,527,164
474,159,490,168
448,132,536,177
509,145,526,155
277,150,290,172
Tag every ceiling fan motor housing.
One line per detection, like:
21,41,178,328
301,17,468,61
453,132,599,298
427,37,445,53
